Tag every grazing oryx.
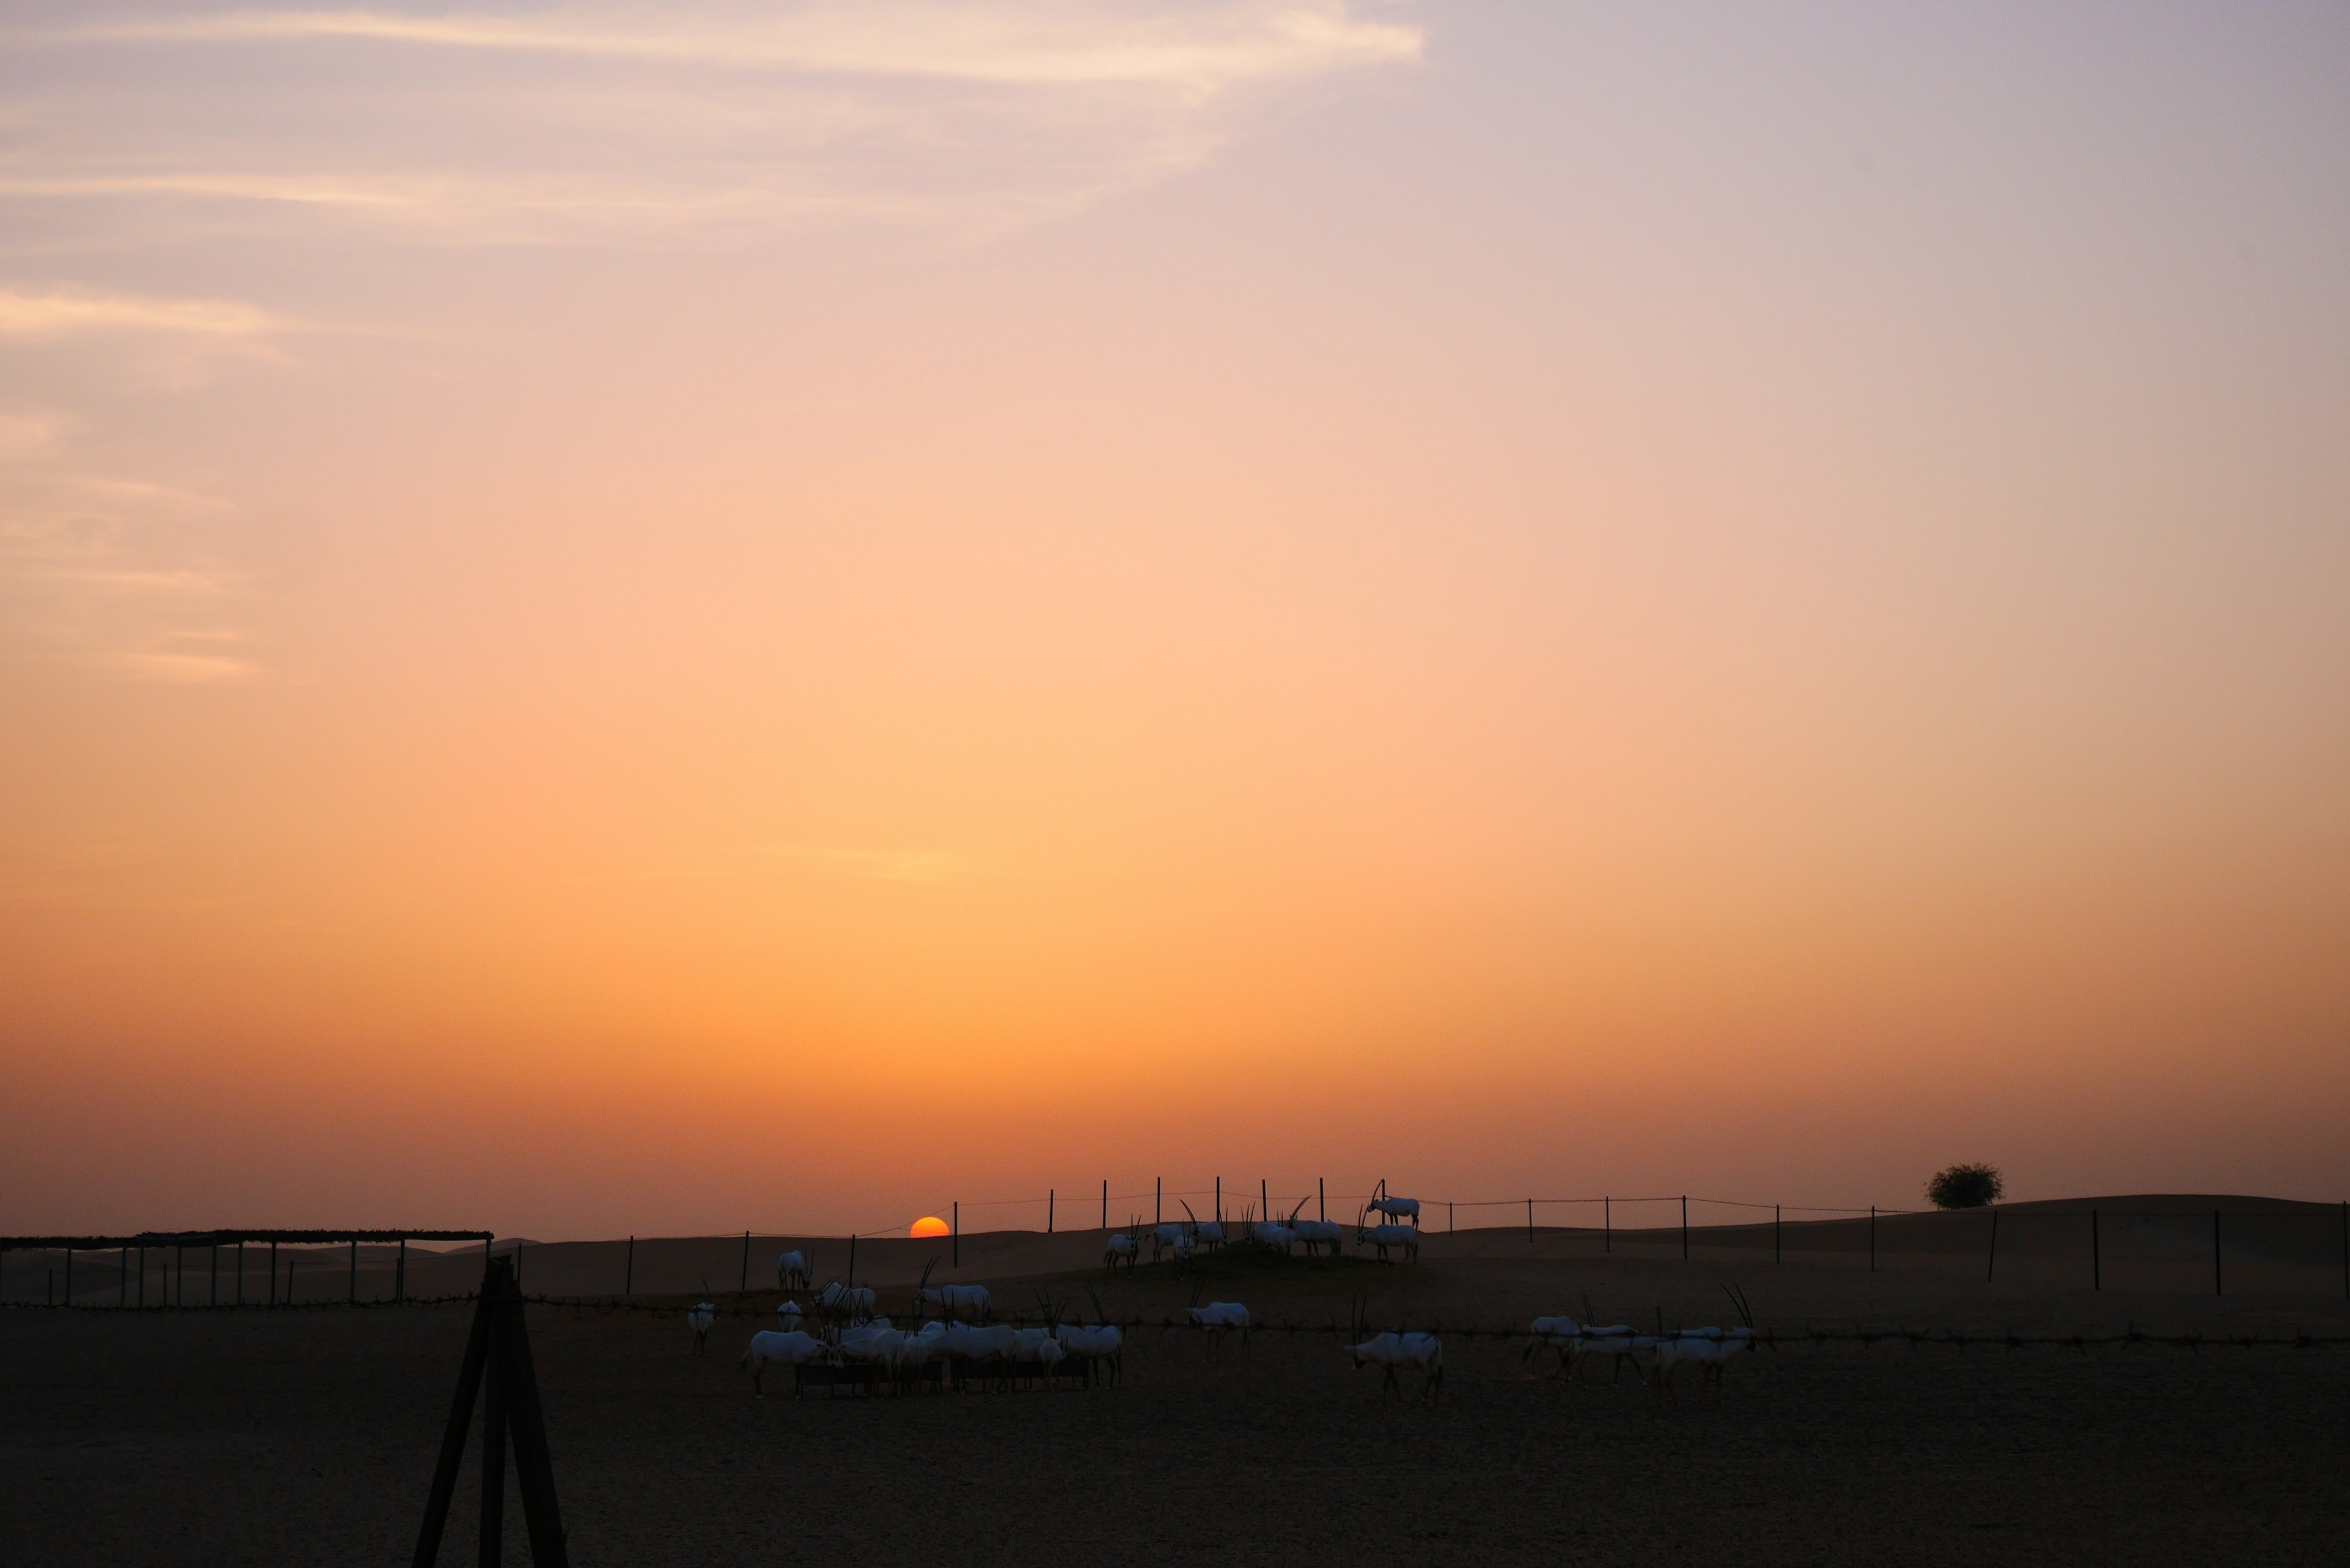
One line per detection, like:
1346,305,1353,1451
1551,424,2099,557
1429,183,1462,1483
919,1283,990,1321
1294,1218,1345,1257
740,1329,829,1395
1186,1301,1252,1359
1105,1231,1139,1272
1654,1286,1762,1406
1248,1217,1298,1254
775,1250,810,1291
913,1261,991,1322
1055,1323,1127,1385
1354,1223,1420,1263
1525,1315,1633,1378
1352,1332,1445,1403
1177,1201,1226,1253
1571,1329,1647,1384
1367,1195,1422,1227
1149,1223,1186,1262
1524,1315,1584,1377
1654,1331,1753,1405
944,1320,1016,1361
687,1301,717,1355
817,1279,876,1322
777,1299,804,1331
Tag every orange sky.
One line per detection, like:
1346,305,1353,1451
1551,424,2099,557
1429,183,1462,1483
4,4,2348,1238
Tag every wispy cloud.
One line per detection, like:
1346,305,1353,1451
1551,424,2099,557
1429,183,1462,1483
54,4,1420,91
0,286,279,339
0,406,256,683
1,3,1423,243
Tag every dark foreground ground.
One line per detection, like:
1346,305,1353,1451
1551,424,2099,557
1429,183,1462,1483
6,1248,2346,1566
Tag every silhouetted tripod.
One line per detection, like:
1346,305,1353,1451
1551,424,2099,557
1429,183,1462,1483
414,1256,568,1566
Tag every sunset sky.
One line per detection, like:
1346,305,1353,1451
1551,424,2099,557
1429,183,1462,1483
4,2,2347,1240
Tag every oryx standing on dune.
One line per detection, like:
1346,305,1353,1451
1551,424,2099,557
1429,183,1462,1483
1354,1223,1419,1263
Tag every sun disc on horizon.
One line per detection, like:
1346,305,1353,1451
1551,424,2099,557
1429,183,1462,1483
911,1215,949,1238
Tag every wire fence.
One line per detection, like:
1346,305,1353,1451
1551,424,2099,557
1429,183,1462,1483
11,1288,2347,1354
9,1197,2348,1306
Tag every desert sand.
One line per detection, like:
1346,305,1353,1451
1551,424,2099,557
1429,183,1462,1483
5,1197,2346,1565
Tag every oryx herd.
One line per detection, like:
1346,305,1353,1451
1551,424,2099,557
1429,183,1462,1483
737,1260,1130,1397
1106,1189,1422,1273
1523,1285,1763,1405
701,1209,1763,1410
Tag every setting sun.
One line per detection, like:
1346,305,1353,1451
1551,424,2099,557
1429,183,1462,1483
910,1216,950,1239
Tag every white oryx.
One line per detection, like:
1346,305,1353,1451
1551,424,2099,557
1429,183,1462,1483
1354,1223,1420,1263
1150,1223,1186,1262
1351,1331,1445,1403
1572,1331,1649,1384
1105,1232,1139,1271
943,1321,1017,1362
775,1250,810,1291
687,1301,717,1355
1367,1195,1422,1227
1524,1315,1632,1379
1054,1322,1126,1386
1654,1331,1755,1405
1652,1286,1761,1405
1293,1218,1346,1257
1186,1301,1251,1358
917,1283,991,1322
1248,1219,1297,1254
739,1329,830,1395
816,1279,876,1321
837,1319,908,1375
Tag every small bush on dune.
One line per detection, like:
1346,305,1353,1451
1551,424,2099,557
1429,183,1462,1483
1925,1163,2005,1209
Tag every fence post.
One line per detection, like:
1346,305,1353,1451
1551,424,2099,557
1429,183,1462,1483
739,1231,750,1294
1986,1207,1997,1283
2212,1209,2222,1296
1215,1178,1221,1224
1604,1196,1611,1254
847,1232,857,1288
1048,1190,1054,1234
1103,1180,1108,1231
1156,1178,1163,1226
1682,1197,1689,1261
624,1236,633,1297
952,1204,959,1269
1319,1178,1325,1222
2091,1209,2100,1291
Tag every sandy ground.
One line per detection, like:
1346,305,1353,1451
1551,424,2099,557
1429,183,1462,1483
6,1232,2347,1566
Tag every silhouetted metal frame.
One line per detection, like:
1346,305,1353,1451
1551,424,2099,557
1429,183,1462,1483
414,1257,567,1568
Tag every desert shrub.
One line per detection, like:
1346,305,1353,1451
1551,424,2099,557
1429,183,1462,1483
1925,1163,2005,1209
